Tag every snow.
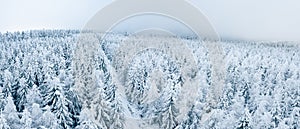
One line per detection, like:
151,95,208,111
0,30,299,128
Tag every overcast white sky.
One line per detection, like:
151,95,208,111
0,0,300,41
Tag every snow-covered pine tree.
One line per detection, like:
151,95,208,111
76,108,98,129
2,70,12,99
178,105,202,129
160,59,182,129
15,77,29,112
92,73,111,129
99,65,124,129
11,56,21,105
0,111,10,129
73,34,99,109
124,49,182,128
160,96,179,129
74,34,124,128
59,68,81,128
0,87,6,111
39,62,55,98
251,99,272,128
41,105,60,129
109,99,125,129
25,84,42,111
26,65,35,88
237,107,252,129
290,107,300,129
73,39,109,128
20,108,32,129
43,77,73,128
155,70,181,129
3,95,21,129
30,103,43,128
55,92,73,129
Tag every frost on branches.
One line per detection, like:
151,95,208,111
0,30,299,128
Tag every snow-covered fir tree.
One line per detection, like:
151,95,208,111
41,105,60,129
0,87,6,111
0,111,10,129
30,103,43,128
15,77,29,112
2,70,12,99
76,108,98,129
43,77,73,128
25,84,42,111
74,34,124,129
0,30,299,128
3,95,21,129
20,108,32,129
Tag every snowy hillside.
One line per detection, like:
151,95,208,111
0,30,299,129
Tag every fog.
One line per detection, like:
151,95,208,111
1,0,299,41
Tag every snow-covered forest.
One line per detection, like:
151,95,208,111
0,30,299,129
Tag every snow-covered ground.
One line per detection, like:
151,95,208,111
0,30,299,129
